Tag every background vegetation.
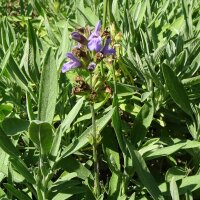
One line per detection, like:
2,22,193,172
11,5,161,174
0,0,200,199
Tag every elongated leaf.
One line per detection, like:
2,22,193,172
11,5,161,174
9,158,35,184
108,173,123,200
102,127,120,172
0,128,19,158
182,75,200,86
50,97,84,160
131,101,154,146
160,174,200,195
4,184,31,200
162,64,192,116
0,147,9,182
22,20,39,83
127,141,164,200
57,108,115,162
0,44,12,76
144,143,185,160
26,92,35,121
38,48,58,123
6,56,29,91
77,0,98,26
166,167,186,182
112,94,126,153
57,156,91,180
170,177,180,200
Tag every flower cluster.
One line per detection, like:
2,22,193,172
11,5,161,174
62,20,115,73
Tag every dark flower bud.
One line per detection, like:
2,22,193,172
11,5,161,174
72,47,87,58
88,62,96,71
71,32,88,45
95,52,104,62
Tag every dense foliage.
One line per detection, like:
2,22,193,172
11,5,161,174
0,0,200,199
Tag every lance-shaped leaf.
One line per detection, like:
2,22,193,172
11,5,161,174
10,157,35,185
162,64,193,116
57,108,115,162
127,141,164,200
0,128,19,158
38,48,58,123
50,98,84,161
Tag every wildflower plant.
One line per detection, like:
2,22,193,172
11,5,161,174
62,20,116,197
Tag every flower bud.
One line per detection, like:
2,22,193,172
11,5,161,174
71,32,88,45
88,62,96,71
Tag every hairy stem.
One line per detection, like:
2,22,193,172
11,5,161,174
89,72,100,197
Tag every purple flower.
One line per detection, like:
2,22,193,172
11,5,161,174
71,32,88,45
62,53,81,73
88,21,102,52
102,37,115,55
88,62,96,71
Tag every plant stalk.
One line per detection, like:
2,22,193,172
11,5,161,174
89,72,100,197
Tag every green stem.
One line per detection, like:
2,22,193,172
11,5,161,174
89,73,100,197
112,61,117,94
37,153,49,200
102,0,107,30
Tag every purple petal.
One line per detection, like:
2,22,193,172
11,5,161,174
66,53,80,62
62,60,81,73
87,20,102,52
102,38,115,55
88,37,102,52
94,20,101,33
103,48,116,55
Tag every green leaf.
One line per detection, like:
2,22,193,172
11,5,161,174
0,43,12,76
166,167,187,182
2,118,29,136
58,108,115,161
108,173,123,200
144,142,185,160
112,94,126,153
30,0,45,17
26,92,35,121
9,157,35,184
77,0,99,26
50,98,84,160
162,64,193,116
6,56,29,91
57,156,91,180
29,120,54,155
22,20,39,83
182,75,200,86
131,101,154,146
0,147,9,182
38,48,58,123
160,174,200,195
127,141,164,200
0,128,19,158
4,184,31,200
102,127,120,172
170,177,180,200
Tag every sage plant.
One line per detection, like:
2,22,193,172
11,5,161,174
62,20,116,197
